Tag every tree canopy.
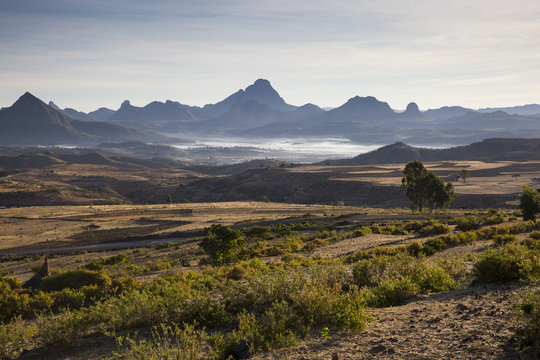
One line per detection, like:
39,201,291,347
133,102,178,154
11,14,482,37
401,160,455,212
519,185,540,221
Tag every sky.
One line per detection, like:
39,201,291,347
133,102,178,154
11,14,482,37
1,0,539,112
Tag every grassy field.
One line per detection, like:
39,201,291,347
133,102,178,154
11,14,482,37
0,202,538,359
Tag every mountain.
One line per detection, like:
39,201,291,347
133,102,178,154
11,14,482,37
196,79,296,120
0,92,144,146
423,106,473,120
108,99,198,132
48,101,97,121
323,138,540,165
88,107,115,121
478,104,540,116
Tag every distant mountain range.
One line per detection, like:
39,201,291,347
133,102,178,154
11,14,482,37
0,93,154,145
2,79,540,146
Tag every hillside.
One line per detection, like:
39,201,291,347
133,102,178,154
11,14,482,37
323,138,540,165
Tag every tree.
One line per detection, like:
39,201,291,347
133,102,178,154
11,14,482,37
401,160,427,212
402,160,455,212
166,194,173,204
519,185,540,221
459,169,470,183
199,224,248,265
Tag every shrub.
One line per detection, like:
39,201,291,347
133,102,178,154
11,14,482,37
200,225,248,265
238,301,308,352
0,293,30,322
365,276,419,307
0,317,36,360
406,242,423,257
451,216,481,231
422,237,447,255
85,254,128,270
493,234,517,246
354,226,372,237
515,291,540,358
244,226,272,241
483,212,506,225
473,244,538,283
273,224,292,237
417,223,450,236
40,269,112,292
415,264,457,293
333,291,370,331
111,323,208,360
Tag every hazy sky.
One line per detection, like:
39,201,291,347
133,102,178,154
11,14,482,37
1,0,539,112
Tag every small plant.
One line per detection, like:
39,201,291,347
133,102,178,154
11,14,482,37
320,326,329,339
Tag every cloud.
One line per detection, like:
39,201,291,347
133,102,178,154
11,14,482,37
1,0,539,111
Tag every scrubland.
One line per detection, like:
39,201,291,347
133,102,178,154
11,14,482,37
0,203,538,359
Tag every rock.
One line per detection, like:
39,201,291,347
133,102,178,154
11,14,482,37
332,353,339,360
369,344,387,354
23,257,50,289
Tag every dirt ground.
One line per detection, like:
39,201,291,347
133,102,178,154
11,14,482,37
296,160,540,197
256,283,528,360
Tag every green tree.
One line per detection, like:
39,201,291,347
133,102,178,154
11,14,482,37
199,225,248,265
459,169,470,183
402,161,455,212
166,194,173,204
401,160,427,212
519,185,540,221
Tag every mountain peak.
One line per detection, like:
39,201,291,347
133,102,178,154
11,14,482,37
120,100,131,108
48,101,61,110
405,102,420,113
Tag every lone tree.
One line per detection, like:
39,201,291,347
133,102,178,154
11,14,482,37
402,160,455,212
519,185,540,221
458,169,470,183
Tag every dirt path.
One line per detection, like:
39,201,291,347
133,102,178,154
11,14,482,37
256,283,527,360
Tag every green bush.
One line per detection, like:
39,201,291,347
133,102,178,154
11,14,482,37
40,269,112,292
0,317,36,360
111,323,208,360
422,237,447,255
353,226,372,237
333,291,370,331
0,294,30,322
200,225,248,265
515,291,540,358
244,226,272,241
273,224,292,237
493,234,517,246
85,254,127,270
238,301,308,352
415,264,457,293
473,244,538,283
483,212,506,225
417,223,450,236
365,276,419,307
451,216,481,231
406,241,423,257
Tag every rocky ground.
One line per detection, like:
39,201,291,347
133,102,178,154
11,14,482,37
256,283,529,360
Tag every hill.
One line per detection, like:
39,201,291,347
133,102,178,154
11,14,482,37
323,138,540,165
